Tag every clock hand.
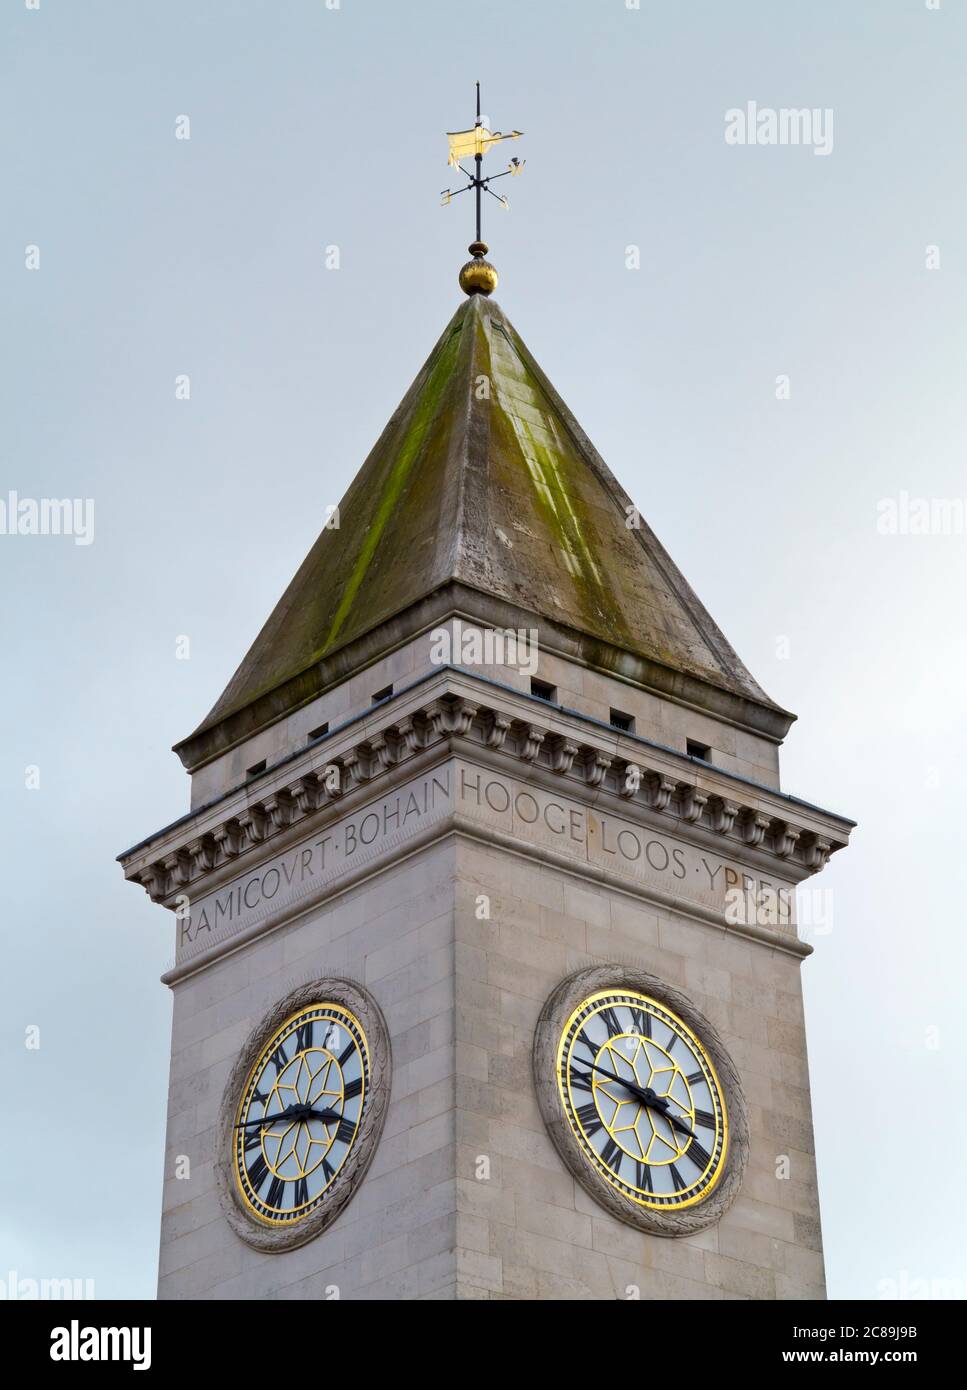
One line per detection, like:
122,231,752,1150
632,1086,697,1141
572,1061,696,1141
572,1058,657,1106
656,1107,696,1141
234,1106,302,1129
234,1104,342,1129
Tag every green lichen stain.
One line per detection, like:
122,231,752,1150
486,321,634,647
321,323,464,654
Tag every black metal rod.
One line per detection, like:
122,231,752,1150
474,82,482,242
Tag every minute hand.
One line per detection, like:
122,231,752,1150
573,1058,657,1105
234,1105,342,1129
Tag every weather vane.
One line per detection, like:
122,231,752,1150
441,82,525,297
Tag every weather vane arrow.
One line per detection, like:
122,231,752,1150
440,82,525,296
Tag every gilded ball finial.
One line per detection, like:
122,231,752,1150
459,241,498,297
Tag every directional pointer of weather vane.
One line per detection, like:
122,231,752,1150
441,82,525,297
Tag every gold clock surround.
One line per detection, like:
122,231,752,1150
534,966,749,1237
215,978,391,1253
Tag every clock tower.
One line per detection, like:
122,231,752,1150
120,277,853,1300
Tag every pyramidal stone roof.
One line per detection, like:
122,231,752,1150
176,294,793,769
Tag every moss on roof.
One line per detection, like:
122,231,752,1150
186,295,786,745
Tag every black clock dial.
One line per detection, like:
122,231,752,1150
558,989,728,1210
233,1003,369,1226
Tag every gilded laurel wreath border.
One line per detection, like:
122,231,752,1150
215,977,392,1253
533,964,749,1238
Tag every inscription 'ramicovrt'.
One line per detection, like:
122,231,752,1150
177,772,452,957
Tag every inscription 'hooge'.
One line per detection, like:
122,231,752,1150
455,763,794,926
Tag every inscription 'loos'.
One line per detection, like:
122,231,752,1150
455,763,794,925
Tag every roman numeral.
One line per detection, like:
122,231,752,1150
269,1041,289,1074
243,1127,263,1154
322,1158,336,1185
569,1066,594,1093
338,1041,356,1067
686,1070,704,1085
694,1109,716,1130
336,1117,356,1145
600,1135,622,1170
668,1162,686,1193
295,1021,314,1053
685,1137,712,1172
251,1087,269,1107
576,1103,603,1136
629,1008,650,1038
599,1006,622,1037
635,1161,653,1193
247,1155,269,1193
266,1175,286,1210
293,1176,309,1208
343,1077,363,1100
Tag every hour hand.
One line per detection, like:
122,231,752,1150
660,1109,696,1141
637,1088,696,1141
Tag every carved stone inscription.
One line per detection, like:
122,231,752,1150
175,758,795,965
177,771,452,959
454,762,795,927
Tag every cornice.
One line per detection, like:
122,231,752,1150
120,673,852,908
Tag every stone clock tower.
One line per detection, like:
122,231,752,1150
120,275,853,1300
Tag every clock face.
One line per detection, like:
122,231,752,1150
233,1002,369,1227
557,988,728,1211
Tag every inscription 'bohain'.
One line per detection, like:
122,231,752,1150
177,772,452,958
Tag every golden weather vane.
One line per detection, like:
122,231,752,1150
441,82,525,297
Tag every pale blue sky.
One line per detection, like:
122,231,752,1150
2,0,965,1299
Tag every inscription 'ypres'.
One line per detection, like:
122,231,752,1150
178,771,451,953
